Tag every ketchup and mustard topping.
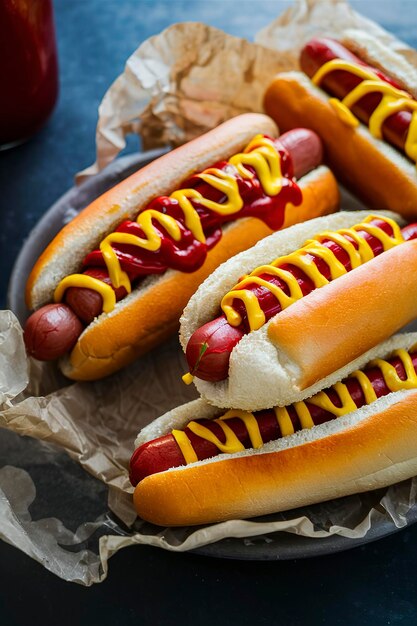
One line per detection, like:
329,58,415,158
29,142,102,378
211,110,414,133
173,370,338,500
221,215,403,332
173,348,417,463
311,59,417,164
53,135,302,313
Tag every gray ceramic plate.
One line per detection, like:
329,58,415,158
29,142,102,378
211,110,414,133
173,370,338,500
9,150,417,560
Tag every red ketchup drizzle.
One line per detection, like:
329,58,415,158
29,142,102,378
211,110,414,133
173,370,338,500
129,352,417,485
82,140,301,284
229,217,394,333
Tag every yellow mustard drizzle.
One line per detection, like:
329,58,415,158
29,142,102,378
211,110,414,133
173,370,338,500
54,275,116,313
369,349,417,390
181,372,195,386
171,429,198,464
274,407,295,437
292,402,316,429
173,349,417,462
307,382,358,417
311,58,417,164
172,409,264,457
221,215,403,331
54,135,284,309
229,135,284,196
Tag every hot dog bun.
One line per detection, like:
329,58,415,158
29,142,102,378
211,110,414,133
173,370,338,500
133,332,417,527
180,211,417,410
263,32,417,218
25,114,339,381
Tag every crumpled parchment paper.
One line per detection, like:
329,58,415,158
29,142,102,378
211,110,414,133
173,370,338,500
3,0,417,586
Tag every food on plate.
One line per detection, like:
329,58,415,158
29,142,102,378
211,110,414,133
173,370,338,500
264,35,417,217
180,211,417,410
131,333,417,526
24,113,339,381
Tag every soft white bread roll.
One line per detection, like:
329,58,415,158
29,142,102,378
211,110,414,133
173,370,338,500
25,114,339,381
133,333,417,527
180,210,417,410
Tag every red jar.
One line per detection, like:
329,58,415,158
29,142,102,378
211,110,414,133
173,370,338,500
0,0,59,149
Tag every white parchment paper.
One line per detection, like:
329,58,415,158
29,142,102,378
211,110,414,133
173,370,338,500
3,0,417,585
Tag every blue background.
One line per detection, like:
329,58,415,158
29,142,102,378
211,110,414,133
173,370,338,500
1,1,417,624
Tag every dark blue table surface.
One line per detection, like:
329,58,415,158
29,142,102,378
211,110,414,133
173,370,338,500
1,1,417,624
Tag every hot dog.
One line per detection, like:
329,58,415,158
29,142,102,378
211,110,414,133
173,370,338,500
185,216,417,383
24,114,339,381
180,211,417,410
131,333,417,527
133,349,417,482
263,33,417,218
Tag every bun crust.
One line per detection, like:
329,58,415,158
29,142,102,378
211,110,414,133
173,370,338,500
133,334,417,526
263,72,417,219
62,167,337,380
